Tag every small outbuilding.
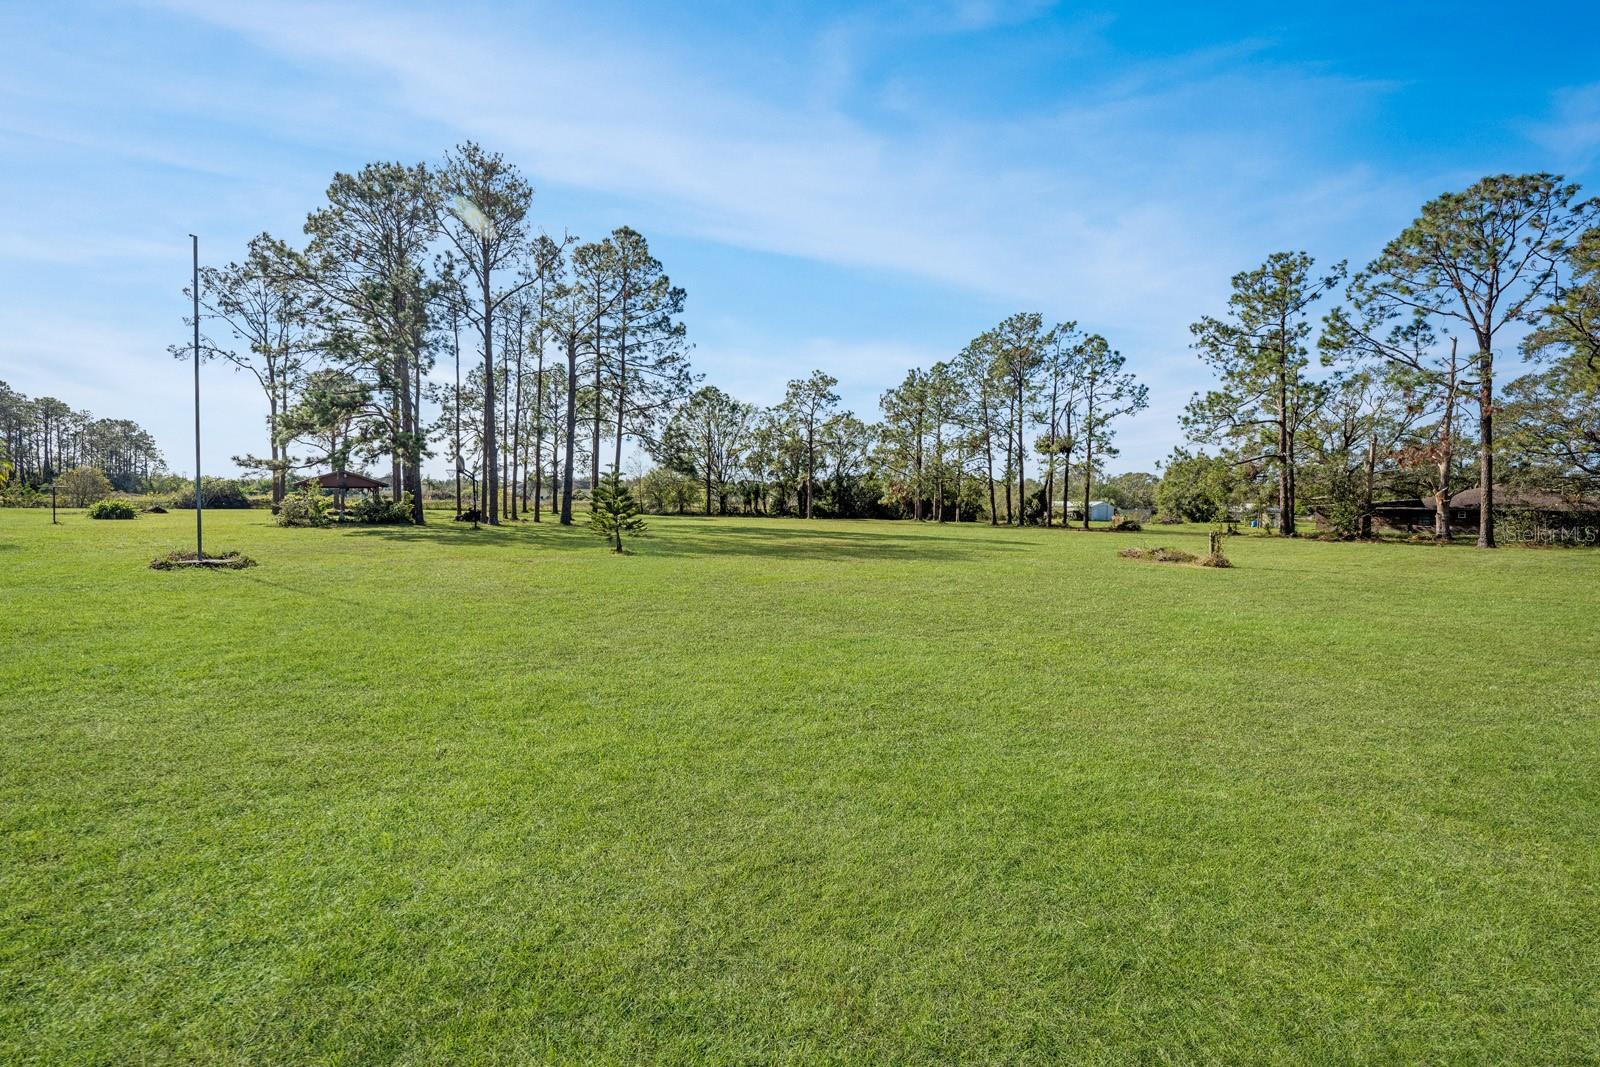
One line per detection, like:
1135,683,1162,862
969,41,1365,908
1062,500,1115,522
298,470,389,508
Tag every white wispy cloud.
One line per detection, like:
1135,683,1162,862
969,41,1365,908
13,0,1457,474
147,0,1388,331
1527,82,1600,172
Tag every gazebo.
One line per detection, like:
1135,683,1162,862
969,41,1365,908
297,470,389,509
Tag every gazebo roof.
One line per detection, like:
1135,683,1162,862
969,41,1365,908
299,470,389,490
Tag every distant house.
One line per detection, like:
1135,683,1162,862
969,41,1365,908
1447,486,1600,513
1366,497,1476,532
1448,486,1600,538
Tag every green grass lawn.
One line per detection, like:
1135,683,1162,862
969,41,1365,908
3,508,1597,1064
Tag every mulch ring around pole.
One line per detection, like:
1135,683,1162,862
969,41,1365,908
149,549,258,571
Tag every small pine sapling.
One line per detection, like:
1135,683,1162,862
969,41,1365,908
589,471,647,552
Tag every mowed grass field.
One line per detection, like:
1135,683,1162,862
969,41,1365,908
2,508,1598,1065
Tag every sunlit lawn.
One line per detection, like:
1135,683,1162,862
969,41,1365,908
2,508,1597,1064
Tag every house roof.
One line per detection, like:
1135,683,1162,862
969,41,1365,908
299,470,389,490
1449,486,1600,511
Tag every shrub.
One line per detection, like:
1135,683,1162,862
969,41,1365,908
350,492,414,524
0,484,46,508
170,477,251,509
57,466,116,507
274,485,332,527
1110,516,1143,532
87,498,138,519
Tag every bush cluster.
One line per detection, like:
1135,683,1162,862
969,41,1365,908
0,485,47,508
274,485,333,527
87,499,138,520
169,477,252,509
349,493,414,524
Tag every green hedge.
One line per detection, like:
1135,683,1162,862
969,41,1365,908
88,499,138,520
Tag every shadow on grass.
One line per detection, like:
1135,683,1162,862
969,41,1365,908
336,520,563,546
337,515,1025,562
634,521,1025,563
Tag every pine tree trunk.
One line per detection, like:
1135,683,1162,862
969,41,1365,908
532,359,544,523
806,428,815,519
913,412,924,521
1016,379,1025,527
614,291,629,478
953,453,963,523
392,349,406,502
1276,359,1292,536
591,297,603,495
561,335,578,525
510,330,524,521
1082,457,1094,531
268,389,282,505
1477,338,1495,548
985,434,997,526
1361,434,1376,539
482,270,499,526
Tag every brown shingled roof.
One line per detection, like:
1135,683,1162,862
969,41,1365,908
298,470,389,490
1449,486,1600,511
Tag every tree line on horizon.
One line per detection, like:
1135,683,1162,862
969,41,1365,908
644,316,1147,528
9,156,1593,545
172,142,1154,530
0,381,165,493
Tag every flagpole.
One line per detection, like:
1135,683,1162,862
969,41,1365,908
191,234,203,560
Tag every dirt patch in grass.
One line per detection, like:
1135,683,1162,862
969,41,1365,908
149,549,258,571
1120,545,1234,568
1119,546,1198,564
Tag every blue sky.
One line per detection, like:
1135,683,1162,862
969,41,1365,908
3,0,1599,477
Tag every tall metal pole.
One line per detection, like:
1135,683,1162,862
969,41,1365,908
191,234,203,560
453,306,462,518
